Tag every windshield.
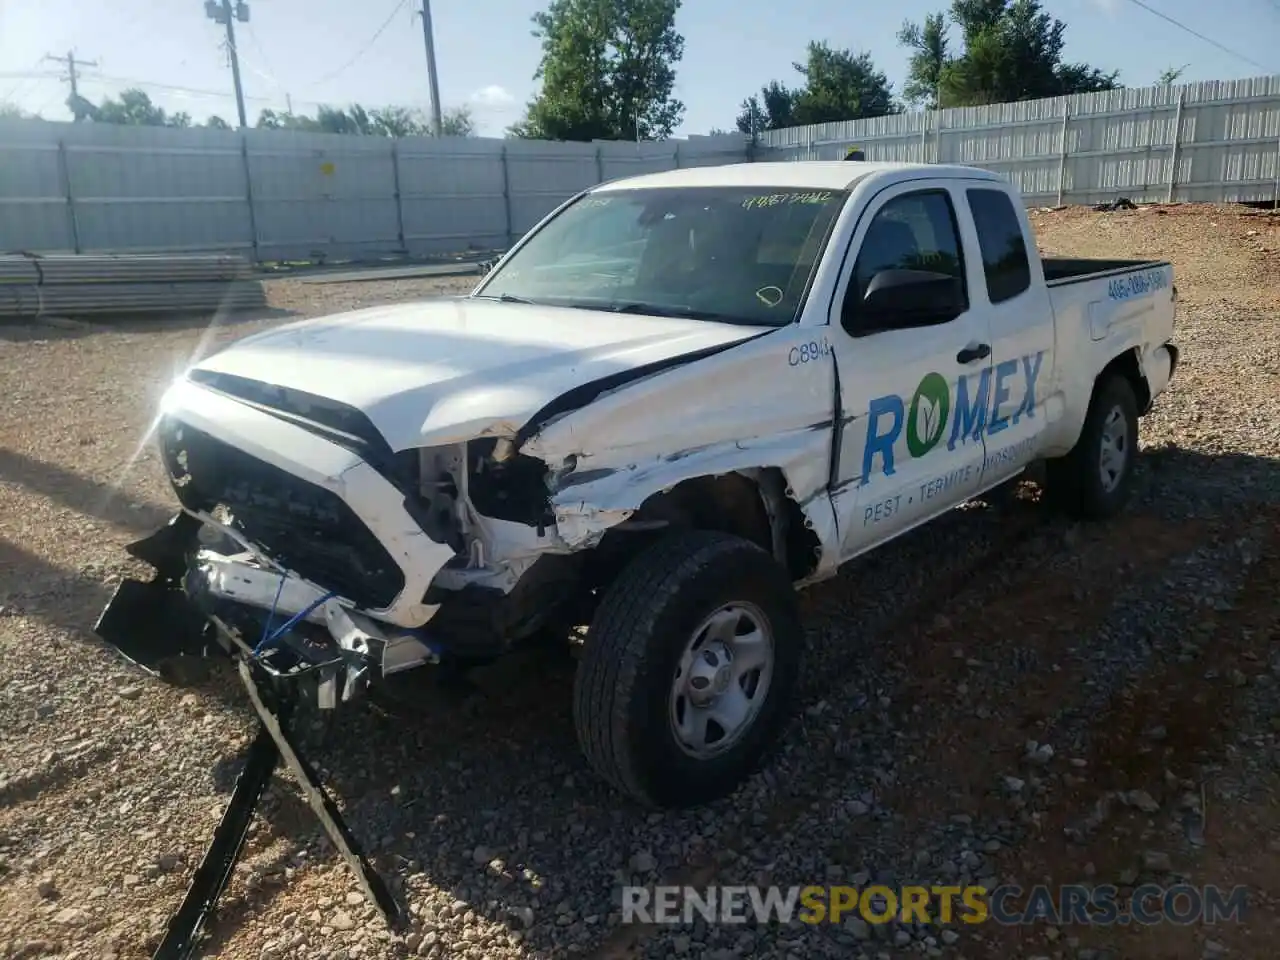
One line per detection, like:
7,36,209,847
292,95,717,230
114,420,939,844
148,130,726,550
473,186,849,327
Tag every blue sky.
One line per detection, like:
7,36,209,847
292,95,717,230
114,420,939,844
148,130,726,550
1,0,1277,137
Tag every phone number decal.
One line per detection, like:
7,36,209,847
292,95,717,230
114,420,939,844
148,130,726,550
1108,268,1170,301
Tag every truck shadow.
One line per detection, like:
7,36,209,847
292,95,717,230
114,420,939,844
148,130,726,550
188,441,1278,957
0,305,296,343
0,446,174,534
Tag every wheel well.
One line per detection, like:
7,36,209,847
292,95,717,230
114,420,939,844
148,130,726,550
1100,349,1151,413
585,470,821,592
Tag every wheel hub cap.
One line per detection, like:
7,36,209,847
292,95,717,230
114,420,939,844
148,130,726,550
1098,404,1129,493
669,603,775,760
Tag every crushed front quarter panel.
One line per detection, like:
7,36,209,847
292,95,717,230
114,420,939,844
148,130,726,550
520,326,843,579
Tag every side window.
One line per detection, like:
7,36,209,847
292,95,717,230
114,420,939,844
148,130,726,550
843,189,967,332
966,188,1031,303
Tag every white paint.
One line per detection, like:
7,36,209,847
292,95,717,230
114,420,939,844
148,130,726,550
192,299,768,452
165,161,1179,654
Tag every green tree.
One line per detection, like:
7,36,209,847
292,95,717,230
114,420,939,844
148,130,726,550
735,43,899,133
735,81,798,135
897,13,950,108
0,103,41,120
254,104,474,137
510,0,685,141
205,115,231,129
898,0,1119,109
70,89,192,127
1157,64,1188,84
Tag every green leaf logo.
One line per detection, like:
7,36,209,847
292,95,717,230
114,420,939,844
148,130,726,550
907,372,950,458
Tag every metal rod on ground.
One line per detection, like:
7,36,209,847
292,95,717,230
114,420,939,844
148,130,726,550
500,144,514,249
1273,128,1279,210
1057,106,1070,207
55,139,82,253
1167,90,1185,204
240,132,260,261
391,140,407,254
419,0,443,137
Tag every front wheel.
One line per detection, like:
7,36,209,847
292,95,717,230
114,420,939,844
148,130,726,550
572,530,803,808
1044,373,1140,520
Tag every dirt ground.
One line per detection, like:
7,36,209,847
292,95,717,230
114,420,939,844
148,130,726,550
1,202,1278,960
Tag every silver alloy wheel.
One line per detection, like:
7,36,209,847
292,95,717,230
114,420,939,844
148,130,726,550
669,602,775,760
1098,404,1129,493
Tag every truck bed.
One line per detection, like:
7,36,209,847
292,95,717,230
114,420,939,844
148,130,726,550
1042,257,1167,286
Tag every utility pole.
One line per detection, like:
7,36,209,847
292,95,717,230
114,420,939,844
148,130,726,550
44,51,98,119
417,0,443,136
204,0,250,128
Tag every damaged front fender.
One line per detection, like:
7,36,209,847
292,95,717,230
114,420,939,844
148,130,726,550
519,325,844,580
541,428,841,581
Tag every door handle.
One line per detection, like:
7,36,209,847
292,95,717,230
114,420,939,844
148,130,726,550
956,343,991,364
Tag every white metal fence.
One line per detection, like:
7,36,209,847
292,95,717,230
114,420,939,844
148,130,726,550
757,74,1280,207
0,121,748,262
3,74,1278,263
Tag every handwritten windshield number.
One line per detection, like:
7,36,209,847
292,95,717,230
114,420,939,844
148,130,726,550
789,337,832,367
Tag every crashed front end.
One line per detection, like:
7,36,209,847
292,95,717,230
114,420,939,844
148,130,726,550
92,372,593,958
97,370,588,712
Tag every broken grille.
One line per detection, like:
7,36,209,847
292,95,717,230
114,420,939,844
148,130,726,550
158,417,406,610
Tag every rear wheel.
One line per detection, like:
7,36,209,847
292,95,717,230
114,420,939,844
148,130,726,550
1044,374,1140,520
572,530,803,808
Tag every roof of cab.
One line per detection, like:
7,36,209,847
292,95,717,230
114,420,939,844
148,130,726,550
591,160,1006,193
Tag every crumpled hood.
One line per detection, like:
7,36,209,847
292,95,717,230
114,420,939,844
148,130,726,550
188,297,769,451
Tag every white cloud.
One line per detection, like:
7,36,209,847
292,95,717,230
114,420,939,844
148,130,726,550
469,84,515,107
1086,0,1117,13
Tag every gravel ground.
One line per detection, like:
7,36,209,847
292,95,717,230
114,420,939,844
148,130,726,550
1,203,1278,960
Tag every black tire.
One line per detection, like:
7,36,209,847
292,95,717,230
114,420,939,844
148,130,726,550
1044,373,1140,520
572,530,803,808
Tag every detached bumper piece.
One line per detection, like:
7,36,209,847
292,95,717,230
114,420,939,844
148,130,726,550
93,514,405,960
94,514,223,677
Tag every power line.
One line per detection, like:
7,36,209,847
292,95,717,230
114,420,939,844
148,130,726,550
311,0,409,87
0,58,56,104
0,71,62,80
78,71,322,107
83,72,260,100
1121,0,1271,73
242,21,288,91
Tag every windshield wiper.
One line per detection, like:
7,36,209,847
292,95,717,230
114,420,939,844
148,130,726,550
472,293,538,304
603,302,758,325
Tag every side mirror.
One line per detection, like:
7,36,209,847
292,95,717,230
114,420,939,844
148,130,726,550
843,268,965,336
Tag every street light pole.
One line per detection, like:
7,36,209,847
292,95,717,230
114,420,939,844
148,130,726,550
418,0,443,136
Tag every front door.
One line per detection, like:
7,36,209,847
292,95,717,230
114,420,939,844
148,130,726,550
827,181,995,559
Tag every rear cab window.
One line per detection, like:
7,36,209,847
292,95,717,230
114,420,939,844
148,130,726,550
966,188,1032,303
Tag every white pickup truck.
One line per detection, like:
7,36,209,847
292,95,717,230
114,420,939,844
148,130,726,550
101,161,1179,810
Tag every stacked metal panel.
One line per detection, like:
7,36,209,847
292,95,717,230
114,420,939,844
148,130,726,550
0,252,267,319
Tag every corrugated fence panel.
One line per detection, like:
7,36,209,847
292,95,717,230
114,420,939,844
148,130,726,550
759,73,1280,208
677,134,752,168
62,123,254,254
0,120,73,252
246,129,400,261
599,140,679,182
2,76,1276,264
504,140,600,236
397,136,508,255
